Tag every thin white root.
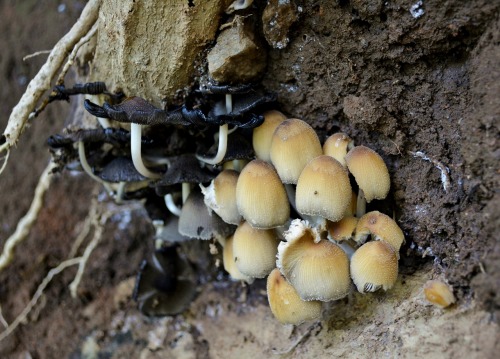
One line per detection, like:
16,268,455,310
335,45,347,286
131,123,161,179
0,149,10,176
22,50,52,62
409,151,451,192
0,305,8,328
69,212,110,298
0,161,56,273
1,0,102,150
68,199,99,259
0,257,81,342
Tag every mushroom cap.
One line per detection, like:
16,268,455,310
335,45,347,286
424,280,456,308
236,159,290,228
178,189,236,240
267,268,322,325
322,132,353,167
350,241,398,293
345,145,390,202
296,155,352,222
222,235,254,283
157,154,216,186
98,156,148,182
328,216,358,242
270,119,322,184
201,169,242,225
252,110,286,162
232,221,280,278
277,219,351,301
354,211,405,252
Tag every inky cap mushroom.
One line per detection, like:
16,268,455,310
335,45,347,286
424,280,456,308
350,241,398,293
267,268,322,325
222,235,254,283
277,219,351,301
236,159,290,228
270,119,322,184
252,110,286,162
354,211,405,253
201,169,242,225
322,132,353,167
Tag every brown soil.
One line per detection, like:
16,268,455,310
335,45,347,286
0,1,499,358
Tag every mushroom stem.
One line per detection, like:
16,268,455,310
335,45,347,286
196,94,233,165
164,194,182,216
77,141,113,194
114,181,126,204
182,182,191,204
130,123,161,179
356,189,367,218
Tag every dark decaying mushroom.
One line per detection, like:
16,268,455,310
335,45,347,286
133,246,197,316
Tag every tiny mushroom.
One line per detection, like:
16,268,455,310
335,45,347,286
345,145,390,217
270,118,322,184
277,219,351,301
236,159,290,229
222,235,254,283
296,155,352,226
322,132,353,167
424,280,456,308
354,211,405,253
178,189,235,240
267,268,322,325
252,110,286,162
201,169,242,225
232,221,280,278
350,241,398,293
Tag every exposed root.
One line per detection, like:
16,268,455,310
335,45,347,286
0,149,9,176
409,151,452,192
0,0,102,163
68,198,99,259
0,161,56,273
0,305,8,328
0,257,81,342
22,50,52,62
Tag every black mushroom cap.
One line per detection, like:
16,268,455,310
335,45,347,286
133,246,197,316
203,132,254,163
157,154,216,187
96,156,148,182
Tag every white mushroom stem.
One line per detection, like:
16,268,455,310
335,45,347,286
77,141,113,194
196,94,232,165
114,181,127,204
130,123,161,179
182,182,191,204
164,194,182,216
356,189,367,218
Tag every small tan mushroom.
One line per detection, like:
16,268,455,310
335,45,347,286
267,268,322,325
277,219,351,301
328,216,358,242
350,241,398,293
236,159,290,228
424,280,456,308
252,110,286,162
296,155,352,223
345,145,390,217
354,211,405,252
233,221,280,278
223,235,254,283
270,119,322,184
323,132,353,167
201,169,241,225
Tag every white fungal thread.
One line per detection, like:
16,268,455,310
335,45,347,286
410,151,451,192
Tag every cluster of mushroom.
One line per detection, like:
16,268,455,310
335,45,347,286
202,111,405,325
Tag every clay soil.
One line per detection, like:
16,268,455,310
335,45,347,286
0,1,499,358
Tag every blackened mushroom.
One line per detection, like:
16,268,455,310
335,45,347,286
133,246,197,316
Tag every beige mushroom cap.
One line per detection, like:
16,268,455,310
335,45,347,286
424,280,456,308
236,159,290,229
350,241,398,293
267,268,322,325
354,211,405,252
270,119,323,184
328,216,358,242
223,235,254,283
345,145,390,202
233,221,280,278
201,169,241,225
277,219,351,301
252,110,286,162
296,155,352,222
323,132,353,167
